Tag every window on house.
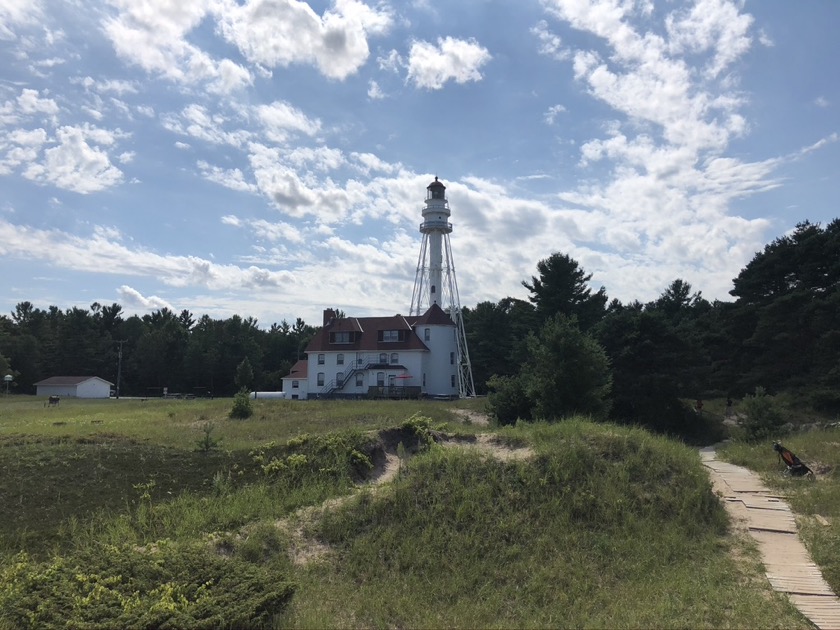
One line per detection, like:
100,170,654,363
389,375,396,387
451,375,456,387
450,352,455,365
379,353,387,364
330,331,352,344
390,353,398,364
355,372,364,386
376,372,385,386
317,372,325,386
292,380,299,389
318,354,325,365
424,328,430,341
380,330,404,342
337,353,344,365
422,373,426,387
337,372,344,384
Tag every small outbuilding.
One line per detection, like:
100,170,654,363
34,376,114,399
281,360,309,400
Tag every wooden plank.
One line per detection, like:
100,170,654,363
788,594,840,630
739,495,791,511
704,448,840,630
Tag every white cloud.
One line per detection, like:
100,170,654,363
351,152,399,175
117,285,174,311
815,96,829,108
286,146,345,171
22,125,124,193
16,88,59,117
256,100,321,143
74,76,140,96
102,0,253,93
532,20,567,60
0,0,43,40
214,0,392,80
198,160,257,192
544,104,566,125
377,49,403,72
406,36,491,90
162,104,251,147
0,218,297,290
665,0,753,78
367,80,385,100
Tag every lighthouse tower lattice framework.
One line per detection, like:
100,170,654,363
410,177,476,398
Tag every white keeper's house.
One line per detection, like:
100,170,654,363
35,376,113,399
283,304,459,400
282,177,475,400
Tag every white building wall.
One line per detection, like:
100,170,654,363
36,385,77,397
308,349,426,397
76,379,111,399
421,324,459,397
282,376,308,400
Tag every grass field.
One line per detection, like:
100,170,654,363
0,395,816,628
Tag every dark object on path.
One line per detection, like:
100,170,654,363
773,442,814,478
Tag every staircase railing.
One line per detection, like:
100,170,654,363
319,353,382,397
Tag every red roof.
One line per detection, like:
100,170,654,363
406,303,455,326
305,311,435,353
284,360,308,379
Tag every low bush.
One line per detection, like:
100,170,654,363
741,387,784,441
0,541,294,629
230,389,253,419
486,374,532,425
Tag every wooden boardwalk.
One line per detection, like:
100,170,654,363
701,446,840,630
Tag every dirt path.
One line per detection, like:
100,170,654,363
280,433,532,566
451,408,491,426
701,446,840,629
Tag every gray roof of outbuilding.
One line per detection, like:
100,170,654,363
34,376,114,386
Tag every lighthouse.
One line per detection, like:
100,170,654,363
410,177,475,397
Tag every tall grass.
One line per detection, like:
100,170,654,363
0,397,473,450
283,421,804,628
0,400,811,628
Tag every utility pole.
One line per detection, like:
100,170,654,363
114,340,126,399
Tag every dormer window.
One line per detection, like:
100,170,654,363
330,331,353,344
379,330,405,342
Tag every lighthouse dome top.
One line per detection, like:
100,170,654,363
426,176,446,200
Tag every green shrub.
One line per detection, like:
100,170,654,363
741,387,784,441
230,389,253,419
486,374,532,425
0,541,294,629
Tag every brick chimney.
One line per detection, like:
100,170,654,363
323,308,336,326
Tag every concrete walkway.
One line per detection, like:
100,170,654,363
701,446,840,630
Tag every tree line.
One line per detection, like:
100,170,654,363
466,219,840,433
1,219,838,424
0,305,316,397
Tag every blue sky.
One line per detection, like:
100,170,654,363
1,0,838,327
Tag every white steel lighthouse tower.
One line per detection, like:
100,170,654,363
410,177,475,397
